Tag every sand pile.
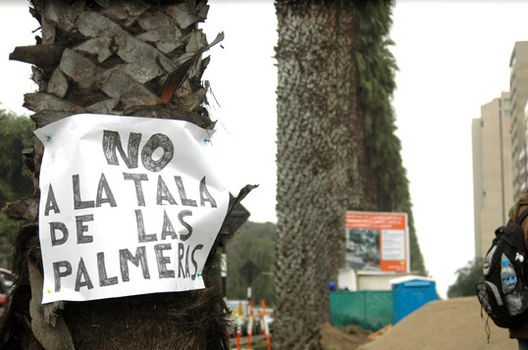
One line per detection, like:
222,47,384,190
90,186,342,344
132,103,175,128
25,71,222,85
320,323,371,350
357,296,516,350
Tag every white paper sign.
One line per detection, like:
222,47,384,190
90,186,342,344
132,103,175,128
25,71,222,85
381,229,406,261
34,114,229,303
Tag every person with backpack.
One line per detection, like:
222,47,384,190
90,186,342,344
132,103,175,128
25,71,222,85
507,195,528,349
476,194,528,349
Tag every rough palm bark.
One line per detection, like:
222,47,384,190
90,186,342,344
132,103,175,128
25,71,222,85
0,1,251,349
274,1,378,349
274,0,425,348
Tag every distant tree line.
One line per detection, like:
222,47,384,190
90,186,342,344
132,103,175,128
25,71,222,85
0,109,34,268
447,258,483,299
225,221,275,305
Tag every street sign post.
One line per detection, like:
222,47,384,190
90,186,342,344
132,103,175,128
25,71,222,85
239,260,260,299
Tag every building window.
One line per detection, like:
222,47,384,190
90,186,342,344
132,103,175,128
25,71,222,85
511,53,517,80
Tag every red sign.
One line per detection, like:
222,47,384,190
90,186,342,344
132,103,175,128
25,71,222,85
345,212,409,273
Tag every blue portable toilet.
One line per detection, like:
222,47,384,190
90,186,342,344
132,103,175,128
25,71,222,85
390,275,437,323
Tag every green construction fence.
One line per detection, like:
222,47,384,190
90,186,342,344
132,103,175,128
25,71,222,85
330,290,393,332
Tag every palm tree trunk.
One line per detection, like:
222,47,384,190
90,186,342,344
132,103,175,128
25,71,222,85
274,1,426,348
274,1,377,349
0,1,250,349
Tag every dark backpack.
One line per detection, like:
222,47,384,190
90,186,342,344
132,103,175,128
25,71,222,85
476,209,528,329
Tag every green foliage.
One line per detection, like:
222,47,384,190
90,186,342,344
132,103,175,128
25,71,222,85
0,109,34,205
225,221,276,305
0,108,34,267
447,258,483,299
0,213,19,267
352,0,426,275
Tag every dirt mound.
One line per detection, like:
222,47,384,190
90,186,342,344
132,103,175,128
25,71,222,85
320,323,371,350
340,324,372,339
357,296,516,350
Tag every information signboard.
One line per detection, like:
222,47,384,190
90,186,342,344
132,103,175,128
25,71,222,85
345,211,409,273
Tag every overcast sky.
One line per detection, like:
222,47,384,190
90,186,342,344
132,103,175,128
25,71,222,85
2,1,528,299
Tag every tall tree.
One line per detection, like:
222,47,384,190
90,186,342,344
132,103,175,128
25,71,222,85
275,1,377,348
0,111,34,207
447,258,483,299
1,1,251,349
274,1,424,348
0,110,34,267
